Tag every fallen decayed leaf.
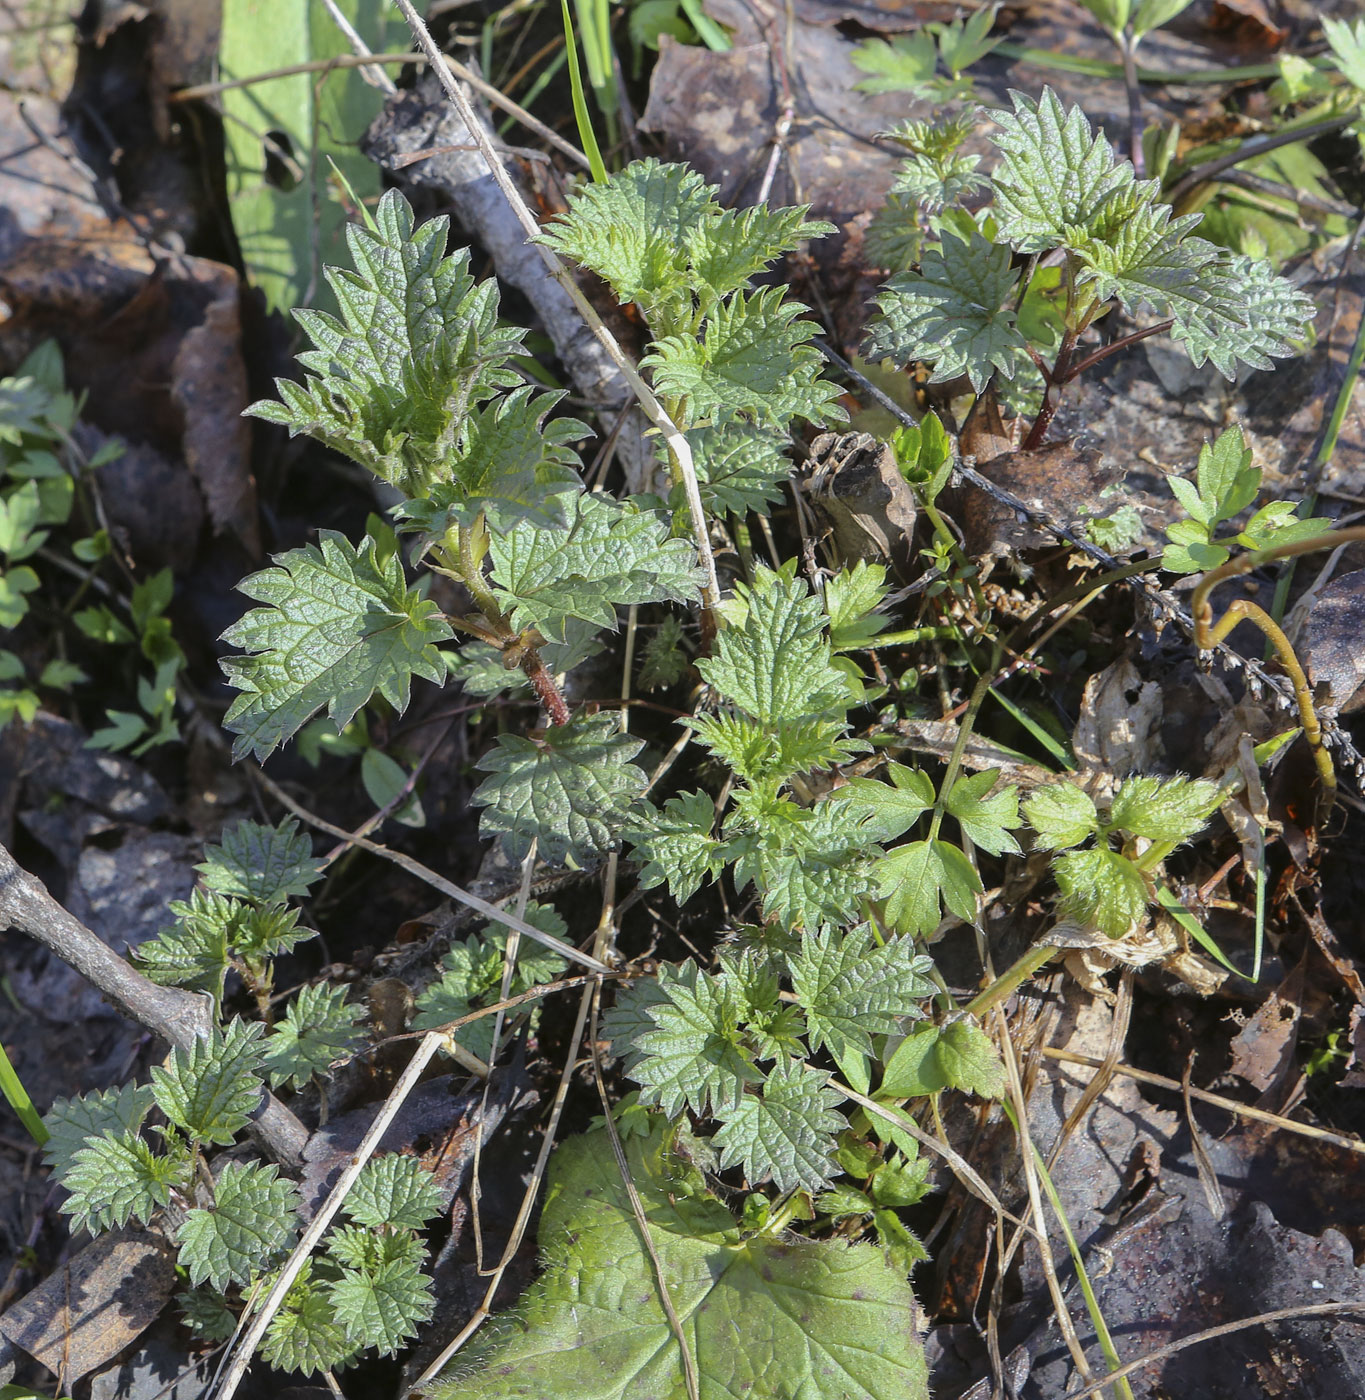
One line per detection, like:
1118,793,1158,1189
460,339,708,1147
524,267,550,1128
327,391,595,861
805,431,919,578
0,1228,176,1383
1301,568,1365,714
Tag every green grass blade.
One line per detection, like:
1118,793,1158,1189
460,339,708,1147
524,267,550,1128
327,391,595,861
0,1039,48,1146
1156,885,1245,980
561,0,609,183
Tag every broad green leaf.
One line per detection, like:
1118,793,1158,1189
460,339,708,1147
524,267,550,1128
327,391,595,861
1072,195,1212,316
133,889,237,1002
686,202,835,301
628,790,725,904
473,712,648,865
936,839,983,922
43,1084,154,1177
1022,782,1099,851
177,1161,300,1291
197,817,323,905
698,565,848,722
330,1252,435,1357
1053,846,1149,937
945,769,1022,856
1073,0,1128,35
262,1263,356,1376
643,286,845,429
361,747,425,828
850,31,938,94
989,88,1133,252
1194,425,1258,523
881,1019,1005,1099
432,1123,929,1400
691,712,863,786
1325,16,1365,91
220,531,453,761
789,925,936,1064
1132,0,1194,38
867,229,1026,391
489,492,703,640
878,840,944,937
836,763,936,844
220,0,389,313
265,982,367,1089
1107,774,1218,844
151,1018,265,1145
825,561,891,651
712,1056,845,1192
623,962,761,1118
538,159,715,321
345,1154,444,1231
669,422,792,520
59,1131,182,1233
249,189,525,493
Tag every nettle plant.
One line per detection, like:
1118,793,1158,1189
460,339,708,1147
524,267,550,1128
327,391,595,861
866,87,1317,447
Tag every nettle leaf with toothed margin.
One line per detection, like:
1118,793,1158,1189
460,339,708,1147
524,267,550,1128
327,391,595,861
1054,846,1149,937
644,287,845,429
59,1131,183,1233
627,789,726,905
177,1161,300,1291
263,1263,356,1377
665,422,792,521
691,712,866,787
331,1252,436,1357
685,202,835,302
537,159,715,322
43,1083,154,1177
220,532,452,761
473,712,648,865
151,1018,265,1145
867,230,1026,391
616,961,762,1119
1108,774,1219,844
712,1057,844,1193
265,982,367,1089
345,1154,445,1231
1022,781,1100,851
394,387,586,539
789,925,936,1068
489,492,703,641
699,565,849,723
988,88,1134,252
249,189,524,496
197,817,322,906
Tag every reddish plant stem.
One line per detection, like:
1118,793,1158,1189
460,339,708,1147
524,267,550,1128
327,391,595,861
1022,325,1079,450
1066,319,1174,380
520,648,571,727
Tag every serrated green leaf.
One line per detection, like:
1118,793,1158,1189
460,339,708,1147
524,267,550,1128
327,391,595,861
624,962,762,1118
945,769,1022,856
330,1251,436,1356
667,422,792,520
691,711,863,786
473,712,647,865
151,1018,265,1145
133,889,238,1002
698,565,848,723
489,492,703,640
825,561,892,651
1325,16,1365,91
836,763,936,844
989,88,1134,252
327,1223,427,1273
1238,501,1332,551
870,1151,931,1208
43,1083,154,1178
220,531,453,761
627,790,724,904
881,1019,1005,1098
638,613,691,691
537,159,715,321
197,817,322,905
1071,194,1213,318
850,31,938,94
249,188,525,494
177,1161,300,1291
1107,774,1218,844
817,1183,876,1218
393,387,586,537
345,1154,444,1230
790,926,936,1065
59,1130,182,1233
265,982,367,1089
867,229,1026,391
713,1057,845,1192
1054,846,1149,937
262,1264,357,1375
931,4,1002,75
643,286,845,429
685,202,835,301
432,1121,928,1400
878,840,944,937
1022,782,1100,851
178,1288,239,1343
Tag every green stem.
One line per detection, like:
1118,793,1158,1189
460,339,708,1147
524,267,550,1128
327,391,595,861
0,1040,48,1145
963,942,1059,1020
992,41,1308,85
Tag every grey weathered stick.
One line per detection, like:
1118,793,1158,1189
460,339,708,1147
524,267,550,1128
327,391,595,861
0,843,309,1166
